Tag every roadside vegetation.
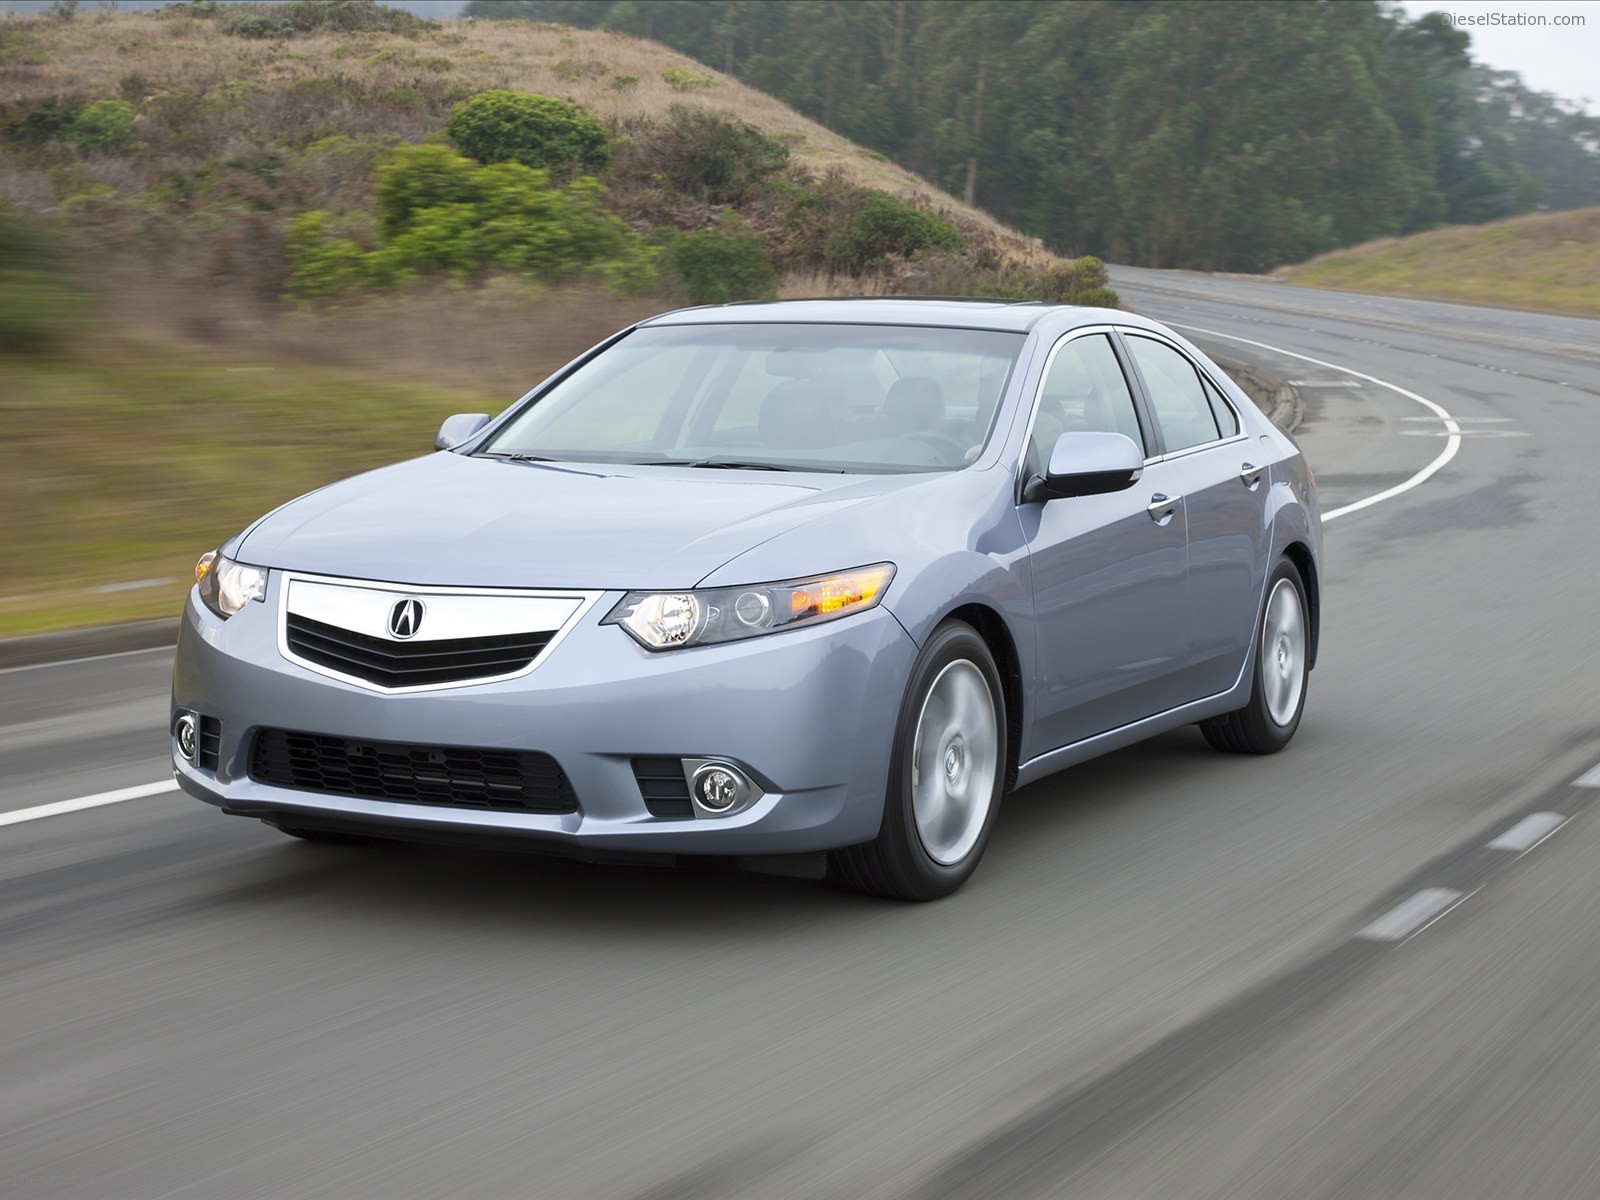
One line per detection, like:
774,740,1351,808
490,0,1600,273
1280,208,1600,319
0,1,1115,636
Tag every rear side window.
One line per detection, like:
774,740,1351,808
1124,335,1222,453
1029,333,1146,469
1201,373,1240,437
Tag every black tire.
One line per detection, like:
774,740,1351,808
831,620,1006,901
271,823,370,845
1202,558,1309,754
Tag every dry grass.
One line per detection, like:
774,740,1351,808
2,8,1046,259
1279,208,1600,318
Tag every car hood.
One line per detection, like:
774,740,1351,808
235,452,922,590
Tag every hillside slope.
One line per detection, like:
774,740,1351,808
1279,209,1600,318
0,8,1043,255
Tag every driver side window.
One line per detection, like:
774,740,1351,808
1029,333,1145,470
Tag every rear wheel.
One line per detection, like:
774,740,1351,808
832,621,1005,901
1202,558,1309,754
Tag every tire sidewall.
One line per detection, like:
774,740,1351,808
1250,560,1309,749
882,621,1006,897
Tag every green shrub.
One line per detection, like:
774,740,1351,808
288,146,657,302
66,99,136,155
898,251,1122,307
608,75,639,94
0,203,83,353
664,228,774,305
217,0,430,39
284,210,379,301
646,107,789,205
662,68,717,92
1074,286,1121,309
445,90,609,180
1035,255,1109,301
219,8,291,39
823,192,964,276
1,97,84,146
551,59,608,82
374,143,482,237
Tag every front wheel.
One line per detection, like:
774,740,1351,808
831,621,1005,900
1202,559,1309,754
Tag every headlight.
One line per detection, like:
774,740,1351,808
604,563,896,651
195,550,267,619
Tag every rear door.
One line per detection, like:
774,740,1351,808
1120,331,1271,699
1020,330,1189,755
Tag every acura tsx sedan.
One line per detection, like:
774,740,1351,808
171,299,1321,900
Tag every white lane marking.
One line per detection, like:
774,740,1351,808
1356,887,1466,942
0,644,172,676
1486,812,1567,853
0,781,179,828
1574,764,1600,789
1287,379,1364,388
1400,429,1528,438
1169,322,1463,523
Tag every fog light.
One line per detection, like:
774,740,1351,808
690,760,751,816
174,712,198,762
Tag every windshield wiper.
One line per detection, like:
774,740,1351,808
633,458,799,471
478,452,607,477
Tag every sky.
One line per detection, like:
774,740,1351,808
1391,0,1600,113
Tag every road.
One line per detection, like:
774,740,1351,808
3,271,1600,1198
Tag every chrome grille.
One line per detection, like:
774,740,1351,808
285,613,554,689
251,729,577,813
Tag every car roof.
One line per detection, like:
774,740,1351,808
639,297,1167,336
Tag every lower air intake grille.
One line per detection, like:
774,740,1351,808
197,715,222,771
632,757,693,818
285,613,555,689
252,729,577,814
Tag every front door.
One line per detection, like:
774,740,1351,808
1021,331,1189,756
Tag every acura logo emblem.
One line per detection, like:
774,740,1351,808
388,598,424,640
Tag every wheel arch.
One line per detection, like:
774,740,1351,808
1281,540,1320,670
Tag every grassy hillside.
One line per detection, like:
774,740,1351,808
1279,208,1600,318
0,4,1097,636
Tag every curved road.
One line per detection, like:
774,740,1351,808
4,272,1600,1198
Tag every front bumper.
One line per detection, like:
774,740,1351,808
171,578,916,857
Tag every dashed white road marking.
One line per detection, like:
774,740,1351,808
1168,322,1463,523
0,780,178,828
1486,812,1568,853
1574,764,1600,789
1357,888,1467,942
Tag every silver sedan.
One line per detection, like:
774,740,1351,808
171,300,1321,899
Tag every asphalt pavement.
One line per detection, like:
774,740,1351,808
3,271,1600,1198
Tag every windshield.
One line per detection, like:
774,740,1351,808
480,322,1025,473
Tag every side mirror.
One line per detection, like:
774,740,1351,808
435,413,491,451
1022,431,1144,503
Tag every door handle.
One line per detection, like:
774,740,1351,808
1146,493,1181,524
1239,463,1264,489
